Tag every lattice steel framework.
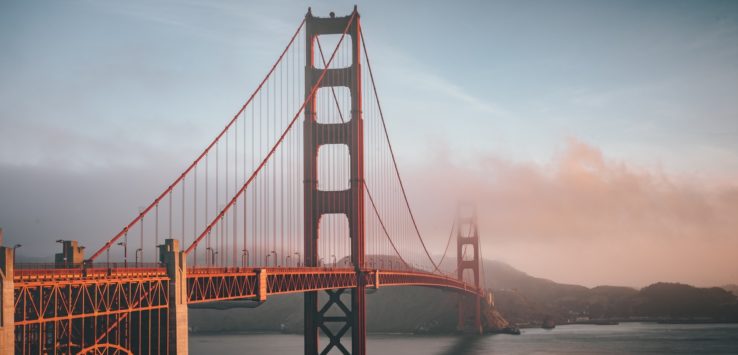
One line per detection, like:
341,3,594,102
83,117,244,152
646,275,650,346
13,267,169,355
10,266,483,353
186,267,481,304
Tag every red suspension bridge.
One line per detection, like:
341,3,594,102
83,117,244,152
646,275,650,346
0,7,492,355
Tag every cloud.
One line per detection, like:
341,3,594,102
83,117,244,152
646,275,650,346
1,137,735,287
413,138,738,242
404,138,738,287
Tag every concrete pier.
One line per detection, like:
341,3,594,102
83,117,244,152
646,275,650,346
159,239,189,355
55,240,85,267
0,247,14,354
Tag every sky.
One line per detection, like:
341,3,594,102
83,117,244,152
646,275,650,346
1,0,737,288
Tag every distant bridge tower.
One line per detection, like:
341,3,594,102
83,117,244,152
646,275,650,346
456,204,482,334
303,6,366,355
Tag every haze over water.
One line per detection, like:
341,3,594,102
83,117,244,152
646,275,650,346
190,323,738,354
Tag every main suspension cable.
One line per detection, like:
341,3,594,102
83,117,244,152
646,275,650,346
186,13,356,254
89,17,308,262
360,30,443,272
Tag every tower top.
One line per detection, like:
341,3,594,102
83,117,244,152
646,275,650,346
306,6,359,19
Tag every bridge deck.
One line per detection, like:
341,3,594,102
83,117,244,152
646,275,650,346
13,265,479,314
10,265,479,354
186,267,478,303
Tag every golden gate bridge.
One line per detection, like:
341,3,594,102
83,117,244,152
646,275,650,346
1,7,492,355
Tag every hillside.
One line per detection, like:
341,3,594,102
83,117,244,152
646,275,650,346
631,283,738,320
482,261,737,325
482,260,638,324
723,284,738,297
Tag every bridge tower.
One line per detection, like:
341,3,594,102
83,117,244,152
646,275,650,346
303,6,366,355
456,205,483,334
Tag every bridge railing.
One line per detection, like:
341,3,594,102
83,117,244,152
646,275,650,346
13,262,167,282
186,266,362,276
187,266,257,275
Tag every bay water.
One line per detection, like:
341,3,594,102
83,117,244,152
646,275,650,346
189,322,738,354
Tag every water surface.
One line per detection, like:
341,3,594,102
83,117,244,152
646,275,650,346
189,322,738,354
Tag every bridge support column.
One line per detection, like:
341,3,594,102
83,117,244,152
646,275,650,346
55,240,85,267
456,206,483,335
160,239,188,355
303,6,365,355
0,246,14,354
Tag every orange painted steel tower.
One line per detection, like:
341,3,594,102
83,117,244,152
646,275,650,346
457,205,483,334
302,6,366,355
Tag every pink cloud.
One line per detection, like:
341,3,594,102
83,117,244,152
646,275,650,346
404,138,738,287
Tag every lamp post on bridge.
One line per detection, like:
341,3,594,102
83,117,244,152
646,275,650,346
116,241,127,267
294,252,301,267
270,250,278,267
55,239,66,265
12,244,21,266
206,247,216,267
331,254,337,268
241,249,249,267
135,248,142,266
286,255,291,267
